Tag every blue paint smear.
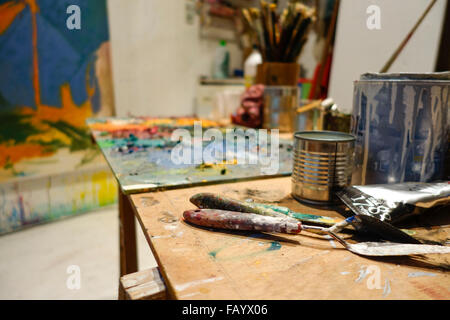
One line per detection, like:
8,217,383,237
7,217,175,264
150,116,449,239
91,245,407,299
35,13,81,106
267,241,281,251
0,0,109,110
208,250,219,259
0,8,35,109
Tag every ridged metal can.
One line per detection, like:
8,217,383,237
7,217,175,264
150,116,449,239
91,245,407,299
292,131,355,204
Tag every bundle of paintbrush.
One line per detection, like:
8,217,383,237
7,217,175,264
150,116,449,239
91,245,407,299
242,1,315,62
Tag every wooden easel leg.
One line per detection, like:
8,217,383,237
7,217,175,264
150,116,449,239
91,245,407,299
118,189,138,299
118,279,127,300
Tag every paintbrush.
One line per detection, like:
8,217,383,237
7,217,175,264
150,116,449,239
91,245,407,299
250,8,265,50
285,4,314,61
284,5,303,47
311,0,339,99
264,1,274,49
259,1,273,61
277,8,290,56
279,5,301,61
269,3,279,60
242,9,254,35
285,14,313,62
183,209,450,256
279,7,289,27
242,8,261,56
380,0,437,72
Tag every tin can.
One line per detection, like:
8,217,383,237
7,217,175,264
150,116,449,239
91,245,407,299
292,131,355,204
352,73,450,185
263,86,298,132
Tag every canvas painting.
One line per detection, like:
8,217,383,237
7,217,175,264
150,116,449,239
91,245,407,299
0,0,116,234
0,0,115,181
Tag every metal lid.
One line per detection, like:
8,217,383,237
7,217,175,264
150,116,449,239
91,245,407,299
294,130,355,142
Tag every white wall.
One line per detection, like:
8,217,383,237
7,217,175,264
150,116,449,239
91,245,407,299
328,0,446,113
107,0,243,117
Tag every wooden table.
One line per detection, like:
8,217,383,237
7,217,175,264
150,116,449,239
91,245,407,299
86,117,293,279
87,118,449,299
126,177,450,300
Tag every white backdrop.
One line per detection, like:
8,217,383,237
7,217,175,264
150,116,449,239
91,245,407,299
328,0,446,114
107,0,447,117
107,0,243,117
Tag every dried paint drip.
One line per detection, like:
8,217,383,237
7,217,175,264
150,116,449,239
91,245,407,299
352,75,449,184
183,209,302,234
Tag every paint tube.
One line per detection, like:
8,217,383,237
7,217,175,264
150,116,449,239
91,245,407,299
336,182,450,224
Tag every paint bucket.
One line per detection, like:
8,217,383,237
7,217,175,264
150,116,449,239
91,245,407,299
263,86,298,132
352,73,450,185
292,131,355,204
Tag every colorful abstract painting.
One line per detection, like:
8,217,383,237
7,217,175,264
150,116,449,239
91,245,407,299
0,0,114,180
88,117,293,194
0,0,116,234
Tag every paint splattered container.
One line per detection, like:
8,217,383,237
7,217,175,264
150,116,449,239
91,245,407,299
263,86,298,132
292,131,355,204
352,73,450,185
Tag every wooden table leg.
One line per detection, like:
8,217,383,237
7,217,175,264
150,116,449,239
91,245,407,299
120,267,167,300
118,189,138,299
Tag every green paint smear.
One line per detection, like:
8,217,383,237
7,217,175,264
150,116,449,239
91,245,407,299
267,241,281,251
34,139,68,153
257,203,335,222
44,120,94,152
0,91,13,108
97,139,117,148
0,112,42,143
208,241,281,262
97,138,168,149
208,250,219,259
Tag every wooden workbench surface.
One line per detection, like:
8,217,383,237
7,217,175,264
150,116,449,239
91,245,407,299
130,177,450,300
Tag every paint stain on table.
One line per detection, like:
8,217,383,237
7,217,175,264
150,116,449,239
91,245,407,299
208,241,282,262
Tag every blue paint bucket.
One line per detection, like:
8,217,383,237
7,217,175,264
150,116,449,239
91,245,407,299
351,73,449,185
